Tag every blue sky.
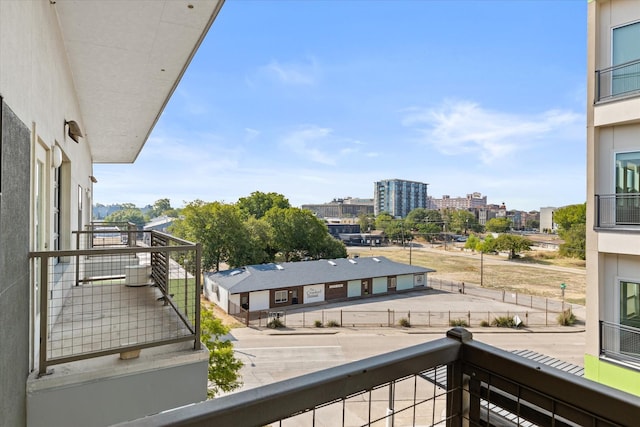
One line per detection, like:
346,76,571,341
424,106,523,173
94,0,587,212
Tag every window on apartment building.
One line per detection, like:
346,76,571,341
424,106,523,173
616,152,640,194
275,290,288,304
612,21,640,96
621,281,640,329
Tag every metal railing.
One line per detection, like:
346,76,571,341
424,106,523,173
30,230,202,376
595,193,640,228
601,320,640,366
595,58,640,102
116,328,638,427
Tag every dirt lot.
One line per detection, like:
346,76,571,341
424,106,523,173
348,243,586,305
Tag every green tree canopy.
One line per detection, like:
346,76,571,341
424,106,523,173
237,191,290,219
170,201,253,271
201,308,243,398
264,207,337,262
104,208,145,229
493,234,532,259
447,210,478,234
484,217,512,233
554,203,586,259
374,212,394,232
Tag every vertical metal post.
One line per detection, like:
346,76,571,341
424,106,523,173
445,328,472,427
480,251,484,287
38,256,49,376
194,243,202,350
386,380,395,427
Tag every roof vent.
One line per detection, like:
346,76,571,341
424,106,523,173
373,257,381,262
328,261,337,266
229,270,242,276
348,259,357,264
276,264,284,270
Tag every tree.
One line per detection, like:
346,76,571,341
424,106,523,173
148,198,175,218
201,308,243,398
171,201,252,271
493,234,532,259
374,212,394,233
484,217,512,233
264,207,336,262
464,234,481,251
237,191,290,219
448,210,477,235
358,213,375,232
554,203,586,259
104,208,145,229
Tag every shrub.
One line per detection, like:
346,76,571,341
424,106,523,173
557,309,576,326
479,320,490,327
450,318,468,327
398,318,411,327
267,318,284,329
313,320,323,328
491,316,525,328
326,320,340,327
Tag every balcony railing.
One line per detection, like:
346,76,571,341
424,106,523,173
601,320,640,366
595,58,640,102
30,229,202,376
595,193,640,228
116,328,638,427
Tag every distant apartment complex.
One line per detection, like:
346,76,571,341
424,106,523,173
374,179,429,218
585,0,640,396
431,192,488,210
302,198,374,219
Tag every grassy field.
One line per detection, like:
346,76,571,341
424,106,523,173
348,244,586,305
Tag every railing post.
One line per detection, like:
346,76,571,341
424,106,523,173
446,328,473,427
39,255,49,377
595,69,600,103
194,243,202,350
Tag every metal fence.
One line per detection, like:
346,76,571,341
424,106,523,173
601,320,640,366
595,193,640,228
115,328,638,427
30,230,201,376
250,278,573,329
595,58,640,102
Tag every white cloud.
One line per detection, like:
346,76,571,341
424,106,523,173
281,125,335,165
259,56,320,85
402,100,582,164
244,127,260,141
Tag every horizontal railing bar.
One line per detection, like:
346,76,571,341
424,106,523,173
45,337,196,369
29,245,196,258
462,338,638,426
113,336,462,427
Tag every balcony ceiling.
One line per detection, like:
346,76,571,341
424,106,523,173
53,0,224,163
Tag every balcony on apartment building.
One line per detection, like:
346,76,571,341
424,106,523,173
114,328,638,427
595,193,640,229
601,321,640,370
27,223,208,427
594,59,640,126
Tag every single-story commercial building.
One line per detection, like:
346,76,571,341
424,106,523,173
204,256,435,314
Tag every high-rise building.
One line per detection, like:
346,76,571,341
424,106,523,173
586,0,640,396
374,179,429,218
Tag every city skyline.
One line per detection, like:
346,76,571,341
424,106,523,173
93,1,586,212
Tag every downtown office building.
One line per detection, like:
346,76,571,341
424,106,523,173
374,179,429,218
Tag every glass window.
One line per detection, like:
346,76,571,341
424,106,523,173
621,281,640,328
616,152,640,194
275,290,288,304
612,22,640,95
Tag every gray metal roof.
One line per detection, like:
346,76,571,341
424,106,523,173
206,256,435,294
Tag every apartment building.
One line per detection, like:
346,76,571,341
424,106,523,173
586,0,640,396
431,192,488,210
302,197,374,219
373,179,429,218
0,1,223,426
